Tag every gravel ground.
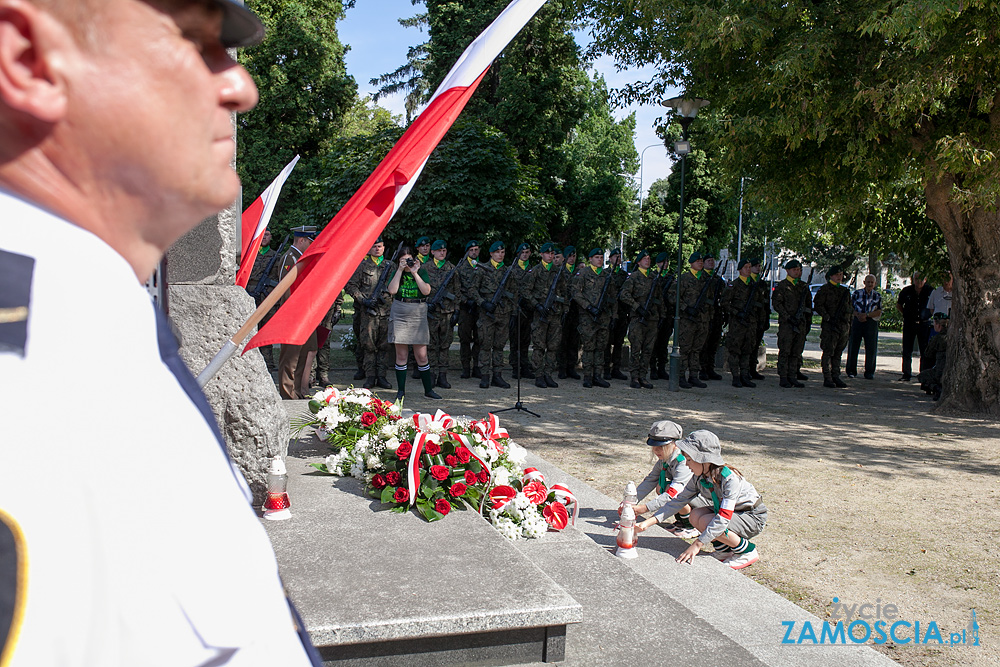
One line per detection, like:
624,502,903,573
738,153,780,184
305,330,996,667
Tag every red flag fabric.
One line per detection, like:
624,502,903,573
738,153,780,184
246,0,547,351
235,155,300,288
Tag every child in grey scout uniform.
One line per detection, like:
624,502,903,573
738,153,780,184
628,420,698,539
636,430,767,570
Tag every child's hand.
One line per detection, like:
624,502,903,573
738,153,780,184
675,541,702,565
635,518,656,533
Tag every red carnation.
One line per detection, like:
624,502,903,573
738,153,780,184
523,481,548,505
385,471,401,486
464,470,477,485
425,441,441,456
396,441,412,459
429,465,450,481
455,446,472,464
543,501,569,530
445,455,459,466
373,405,387,417
371,474,387,490
393,487,410,503
449,482,467,497
360,412,377,427
435,499,452,516
477,470,490,485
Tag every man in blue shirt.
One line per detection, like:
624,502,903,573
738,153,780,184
846,274,884,379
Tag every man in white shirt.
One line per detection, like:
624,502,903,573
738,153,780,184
0,1,317,665
927,272,953,318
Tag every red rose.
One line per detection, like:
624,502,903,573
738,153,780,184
435,499,452,516
445,455,459,466
464,470,477,485
371,474,387,490
477,470,490,485
393,487,410,503
543,501,569,530
455,446,472,464
429,465,450,481
449,482,467,497
360,412,377,427
385,471,401,486
425,441,441,456
396,441,412,459
523,481,548,505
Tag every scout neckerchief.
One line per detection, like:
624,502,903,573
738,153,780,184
491,259,504,269
542,261,554,271
518,259,529,270
370,254,383,266
590,264,602,275
434,258,447,269
690,267,703,279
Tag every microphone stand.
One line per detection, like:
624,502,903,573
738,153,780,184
494,302,540,418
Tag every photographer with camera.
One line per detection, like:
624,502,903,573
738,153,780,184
387,246,441,402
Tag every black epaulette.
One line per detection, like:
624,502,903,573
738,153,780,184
0,249,34,357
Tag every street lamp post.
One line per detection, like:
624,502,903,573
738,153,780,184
661,96,709,391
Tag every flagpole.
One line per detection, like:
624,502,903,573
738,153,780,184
196,264,300,388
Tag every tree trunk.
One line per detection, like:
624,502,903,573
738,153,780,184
924,175,1000,416
868,248,881,289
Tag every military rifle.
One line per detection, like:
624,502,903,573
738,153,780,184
481,245,522,318
537,263,564,323
590,258,620,322
426,259,461,314
684,270,715,319
248,233,290,301
737,275,759,322
790,266,815,334
637,266,663,324
363,241,404,315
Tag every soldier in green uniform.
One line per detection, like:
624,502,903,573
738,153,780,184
749,258,770,380
344,237,395,390
812,265,852,388
526,243,567,388
677,251,711,389
425,240,461,389
698,252,726,381
649,252,670,380
723,259,760,387
474,241,515,388
508,243,535,380
603,248,630,381
456,240,482,379
276,226,318,399
620,250,659,388
415,236,431,264
558,246,582,379
573,248,613,388
772,259,812,388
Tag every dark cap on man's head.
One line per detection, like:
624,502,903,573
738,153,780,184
431,240,447,251
516,242,531,254
563,245,576,257
416,236,431,247
656,252,669,264
490,241,506,253
291,225,317,239
465,240,480,251
216,0,266,48
540,242,555,253
688,251,704,264
588,248,603,258
826,265,844,279
635,249,650,263
784,259,802,270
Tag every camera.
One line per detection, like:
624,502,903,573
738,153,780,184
406,258,416,268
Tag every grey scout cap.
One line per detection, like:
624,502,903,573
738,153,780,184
216,0,266,49
675,430,725,466
646,420,683,447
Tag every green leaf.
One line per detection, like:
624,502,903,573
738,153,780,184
308,462,330,474
380,486,395,504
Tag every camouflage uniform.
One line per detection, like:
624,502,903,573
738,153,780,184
724,276,759,380
677,269,711,376
813,281,853,382
345,255,395,384
699,269,727,378
573,264,613,384
772,277,812,383
604,264,630,378
526,262,568,380
620,267,662,384
752,274,772,373
473,260,516,378
276,245,317,399
246,244,281,370
425,258,461,377
652,272,676,377
508,258,535,378
558,262,582,378
456,256,481,377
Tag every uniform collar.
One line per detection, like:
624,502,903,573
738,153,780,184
370,254,383,265
590,264,602,274
689,268,702,278
542,261,553,271
434,258,446,269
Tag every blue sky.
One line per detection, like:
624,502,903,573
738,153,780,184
338,0,678,197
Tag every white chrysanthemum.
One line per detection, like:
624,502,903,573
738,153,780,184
507,442,527,465
492,467,511,487
349,459,365,479
365,454,380,469
495,517,521,541
522,515,547,539
380,422,398,437
423,433,441,445
317,406,346,428
342,394,368,406
513,491,531,510
505,505,524,521
472,432,485,445
354,435,372,455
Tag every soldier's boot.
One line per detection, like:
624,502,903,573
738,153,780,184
834,376,848,388
649,365,659,380
353,369,366,381
544,375,559,388
750,369,765,380
535,376,548,389
479,374,491,388
678,374,693,389
375,377,392,390
657,364,668,380
603,366,612,380
796,370,809,381
363,375,376,390
639,377,654,389
739,371,757,388
436,373,451,389
732,373,744,388
699,370,709,381
472,365,483,379
593,375,611,388
557,370,567,379
706,368,723,381
460,365,471,379
823,367,837,387
629,374,641,389
612,367,629,381
491,372,510,389
791,378,805,388
567,367,581,380
688,374,707,389
582,376,593,388
779,376,793,388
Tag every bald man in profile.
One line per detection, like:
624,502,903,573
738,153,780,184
0,1,319,664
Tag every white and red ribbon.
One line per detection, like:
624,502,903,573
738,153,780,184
406,437,426,507
549,483,579,526
522,467,546,486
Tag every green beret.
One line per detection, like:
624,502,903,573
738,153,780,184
609,247,622,257
748,257,762,266
635,249,650,263
563,245,576,256
588,248,603,258
826,265,844,279
516,242,531,254
465,239,480,251
431,239,447,251
373,234,383,244
688,251,704,263
540,242,555,253
703,250,716,259
738,259,751,270
553,246,563,255
490,241,505,253
415,236,431,246
784,259,802,270
656,252,669,264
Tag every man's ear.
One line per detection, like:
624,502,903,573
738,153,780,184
0,0,68,123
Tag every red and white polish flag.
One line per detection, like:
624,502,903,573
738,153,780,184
245,0,548,351
235,154,301,288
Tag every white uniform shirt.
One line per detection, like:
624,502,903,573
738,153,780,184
0,190,312,666
926,286,952,317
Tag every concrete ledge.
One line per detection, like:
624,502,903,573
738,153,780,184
262,437,582,664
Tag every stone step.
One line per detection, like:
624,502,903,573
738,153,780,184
264,436,582,666
511,454,898,667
